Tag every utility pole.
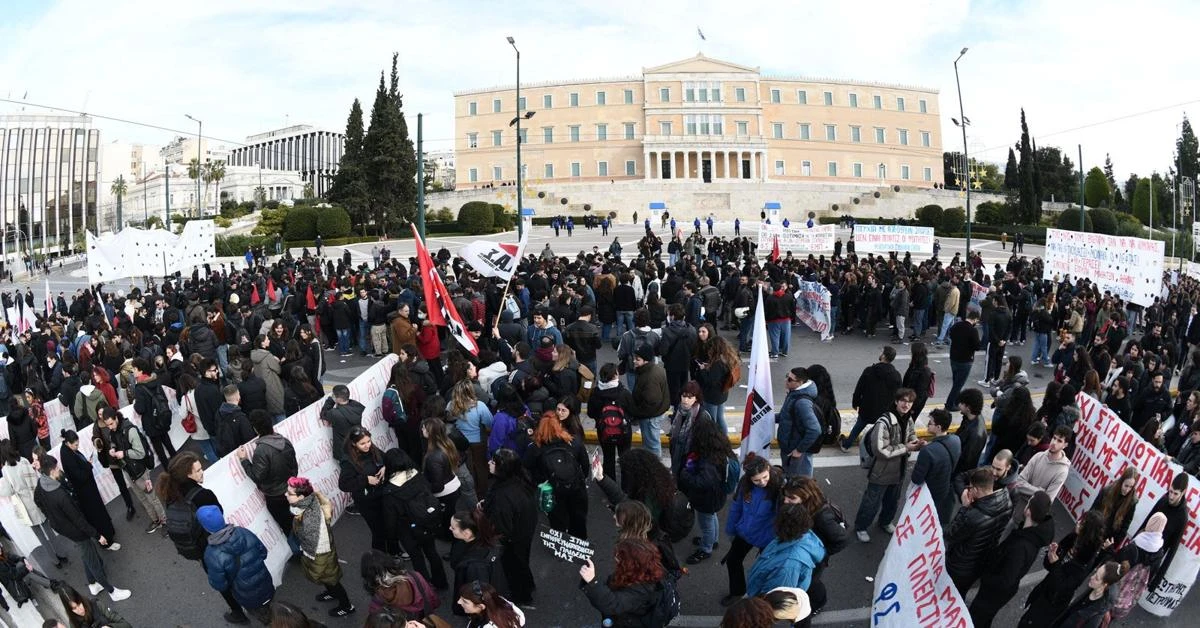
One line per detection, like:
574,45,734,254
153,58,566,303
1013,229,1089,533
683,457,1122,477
417,113,425,240
1078,145,1085,231
953,48,971,257
164,160,171,229
509,36,524,240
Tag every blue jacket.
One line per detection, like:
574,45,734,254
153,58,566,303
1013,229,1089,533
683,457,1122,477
746,531,826,596
777,383,822,455
725,485,778,548
203,525,275,609
452,400,494,444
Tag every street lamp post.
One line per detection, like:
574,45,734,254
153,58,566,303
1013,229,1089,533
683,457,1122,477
953,47,971,258
508,36,524,240
185,114,202,217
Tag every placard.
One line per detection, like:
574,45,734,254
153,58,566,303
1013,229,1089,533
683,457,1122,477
851,224,935,254
756,224,835,254
87,220,217,284
794,281,832,341
538,524,594,565
965,280,989,315
1043,228,1164,307
871,483,970,627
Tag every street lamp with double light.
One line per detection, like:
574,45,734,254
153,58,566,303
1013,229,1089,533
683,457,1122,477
507,36,529,240
953,47,972,258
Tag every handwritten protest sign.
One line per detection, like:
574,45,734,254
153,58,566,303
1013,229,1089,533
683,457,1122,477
756,224,835,254
871,483,970,628
794,281,832,340
539,524,595,565
964,281,989,315
1043,228,1164,307
852,224,935,254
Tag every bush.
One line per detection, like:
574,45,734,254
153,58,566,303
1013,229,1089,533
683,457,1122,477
1088,208,1117,235
1056,208,1093,232
458,201,495,235
284,205,319,241
915,204,943,228
433,207,455,222
214,216,232,228
940,207,966,233
253,206,289,236
264,200,281,210
974,201,1010,226
316,206,352,238
1117,221,1144,238
490,204,513,232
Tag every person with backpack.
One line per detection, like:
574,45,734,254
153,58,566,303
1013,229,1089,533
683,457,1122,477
780,476,847,615
721,454,782,606
384,362,424,466
237,409,298,547
564,305,602,377
422,418,464,538
155,453,251,624
196,505,274,624
360,550,447,625
131,357,177,466
616,309,659,391
215,386,257,457
321,384,365,464
484,448,539,607
667,382,714,477
910,409,961,525
33,454,131,603
840,346,902,452
285,476,356,618
339,427,396,556
587,363,634,479
776,368,823,478
449,380,495,497
378,449,450,592
678,416,733,564
580,539,672,627
1049,561,1123,628
852,388,920,543
449,510,498,616
523,409,589,540
101,407,167,533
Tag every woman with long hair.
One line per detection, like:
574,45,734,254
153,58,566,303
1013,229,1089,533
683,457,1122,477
359,548,436,620
483,448,538,605
1050,562,1124,627
745,503,826,596
667,381,713,477
58,582,132,628
285,476,355,617
1080,369,1102,400
580,539,666,626
993,386,1037,460
337,427,394,555
805,364,838,447
1036,381,1064,424
544,344,580,401
457,579,525,628
1090,466,1140,551
448,380,495,496
693,323,737,434
58,429,118,549
594,447,678,536
449,509,498,616
524,408,589,539
678,414,732,564
1019,510,1106,627
781,476,848,615
721,453,782,605
421,418,462,538
385,362,425,465
0,439,67,567
553,395,585,443
284,365,322,416
903,341,934,420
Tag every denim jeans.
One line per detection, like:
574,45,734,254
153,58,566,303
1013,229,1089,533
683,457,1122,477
830,306,840,334
336,328,351,354
946,360,974,409
601,322,613,343
937,312,957,343
626,372,638,392
615,311,635,339
703,402,728,436
854,482,901,532
913,308,928,337
358,321,370,354
767,321,790,355
196,438,219,464
639,416,662,458
782,453,814,478
696,510,719,553
739,316,753,350
77,538,112,591
1030,332,1050,364
842,416,871,449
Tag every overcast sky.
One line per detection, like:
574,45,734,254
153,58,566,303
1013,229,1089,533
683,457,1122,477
2,0,1196,181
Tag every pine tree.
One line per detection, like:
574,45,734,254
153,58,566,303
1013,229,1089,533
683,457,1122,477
327,99,369,232
1084,167,1110,207
1018,109,1038,224
1178,116,1199,187
1031,137,1043,222
387,52,418,226
1103,153,1117,193
1004,148,1019,190
363,66,407,236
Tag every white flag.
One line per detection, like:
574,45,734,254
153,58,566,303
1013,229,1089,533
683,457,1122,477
458,238,525,282
739,287,774,461
45,279,52,318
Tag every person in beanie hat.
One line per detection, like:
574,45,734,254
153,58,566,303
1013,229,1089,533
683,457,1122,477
198,505,275,624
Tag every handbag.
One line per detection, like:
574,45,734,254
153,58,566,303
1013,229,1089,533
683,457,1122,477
181,395,198,434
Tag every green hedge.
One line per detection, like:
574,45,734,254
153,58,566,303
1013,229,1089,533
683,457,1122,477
285,206,319,241
316,206,352,238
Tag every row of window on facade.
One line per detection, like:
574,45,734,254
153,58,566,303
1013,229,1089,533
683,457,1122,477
466,122,932,147
465,160,932,183
468,86,928,114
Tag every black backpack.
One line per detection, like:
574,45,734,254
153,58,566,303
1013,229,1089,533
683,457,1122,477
597,403,631,446
658,490,695,543
403,485,445,543
540,442,582,491
165,486,206,560
642,571,681,627
122,425,157,477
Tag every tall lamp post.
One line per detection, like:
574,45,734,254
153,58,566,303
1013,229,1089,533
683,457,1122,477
507,36,530,241
185,114,203,217
952,47,971,258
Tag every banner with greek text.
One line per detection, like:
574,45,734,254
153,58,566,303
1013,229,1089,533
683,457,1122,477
1058,392,1200,616
756,224,835,254
1043,228,1164,307
964,280,989,315
852,224,935,254
794,281,832,341
871,483,970,628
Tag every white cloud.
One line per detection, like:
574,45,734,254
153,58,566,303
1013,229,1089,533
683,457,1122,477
2,0,1195,182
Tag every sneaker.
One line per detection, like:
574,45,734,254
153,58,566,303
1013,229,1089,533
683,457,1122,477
224,611,251,625
88,583,103,596
346,504,361,516
145,520,162,534
105,543,121,552
976,379,991,386
109,588,131,602
856,530,871,543
315,591,336,602
686,550,713,564
691,536,719,550
882,523,896,534
328,605,356,618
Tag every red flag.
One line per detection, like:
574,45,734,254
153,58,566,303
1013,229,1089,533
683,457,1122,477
305,285,317,311
250,285,261,306
267,278,276,301
770,235,780,262
411,225,478,355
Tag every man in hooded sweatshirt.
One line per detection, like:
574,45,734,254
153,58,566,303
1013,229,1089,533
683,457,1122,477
216,386,256,457
968,491,1054,628
776,367,822,477
321,385,365,463
840,346,902,451
198,505,275,624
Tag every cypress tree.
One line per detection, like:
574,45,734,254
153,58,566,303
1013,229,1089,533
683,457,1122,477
1004,148,1019,190
387,53,418,226
327,99,369,233
363,71,403,236
1031,137,1043,223
1018,109,1037,224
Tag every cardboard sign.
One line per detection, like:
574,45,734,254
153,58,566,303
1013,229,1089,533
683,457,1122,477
539,524,594,565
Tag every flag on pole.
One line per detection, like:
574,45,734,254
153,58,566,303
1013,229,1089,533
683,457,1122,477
250,285,261,306
305,285,317,311
739,287,774,461
267,278,276,301
17,298,35,334
458,236,526,282
697,26,706,41
45,279,52,318
412,225,479,355
770,235,781,263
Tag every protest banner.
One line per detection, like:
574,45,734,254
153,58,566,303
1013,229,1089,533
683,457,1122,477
756,223,835,254
538,524,595,565
964,280,989,315
1043,228,1164,307
1057,392,1200,616
1186,261,1200,280
794,281,832,341
852,224,935,254
871,483,970,628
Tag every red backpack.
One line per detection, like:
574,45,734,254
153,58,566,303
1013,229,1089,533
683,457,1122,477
597,403,631,446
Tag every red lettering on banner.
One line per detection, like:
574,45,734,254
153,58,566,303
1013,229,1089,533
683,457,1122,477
1097,442,1118,470
1077,425,1098,453
894,513,917,544
1148,450,1174,488
1059,486,1089,519
1103,417,1121,441
937,586,970,628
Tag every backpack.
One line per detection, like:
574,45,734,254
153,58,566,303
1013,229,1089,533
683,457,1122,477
722,361,741,392
807,399,830,454
597,402,632,446
723,455,741,494
577,364,595,403
395,568,442,619
658,491,695,543
643,571,681,627
165,486,206,560
858,421,880,470
124,424,157,476
381,387,408,429
540,442,583,491
1110,563,1151,620
927,369,936,398
403,486,446,543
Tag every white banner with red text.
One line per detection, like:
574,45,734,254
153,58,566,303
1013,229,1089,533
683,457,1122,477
794,281,832,341
851,224,935,254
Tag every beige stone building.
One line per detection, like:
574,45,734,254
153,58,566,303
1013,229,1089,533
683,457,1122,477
454,54,943,190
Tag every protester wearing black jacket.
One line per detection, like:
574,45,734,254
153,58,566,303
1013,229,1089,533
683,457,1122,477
587,365,635,478
945,467,1014,595
969,492,1055,628
483,449,539,605
237,411,298,540
841,348,902,450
